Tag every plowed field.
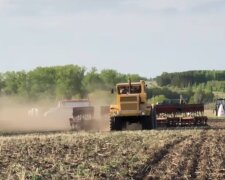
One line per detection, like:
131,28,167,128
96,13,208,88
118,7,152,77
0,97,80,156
0,119,225,179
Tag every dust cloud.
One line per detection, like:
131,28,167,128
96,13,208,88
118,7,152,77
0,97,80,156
0,92,113,133
0,97,70,132
87,90,114,132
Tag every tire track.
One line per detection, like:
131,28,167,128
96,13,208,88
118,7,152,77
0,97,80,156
170,133,204,179
132,136,188,180
185,130,207,179
201,131,225,179
145,131,206,179
147,136,196,179
212,133,225,179
195,130,217,179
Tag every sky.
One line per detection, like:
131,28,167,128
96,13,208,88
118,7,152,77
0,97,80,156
0,0,225,78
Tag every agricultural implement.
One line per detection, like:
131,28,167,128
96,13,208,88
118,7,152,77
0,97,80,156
155,103,208,127
43,99,95,130
69,106,94,130
109,79,208,130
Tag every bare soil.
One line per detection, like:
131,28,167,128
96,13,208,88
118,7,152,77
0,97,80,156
0,119,224,179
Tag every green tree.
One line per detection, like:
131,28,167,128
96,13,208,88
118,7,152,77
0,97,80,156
0,73,5,95
56,65,85,99
16,71,28,97
3,71,19,95
28,67,57,99
150,95,167,104
100,69,126,88
82,67,103,92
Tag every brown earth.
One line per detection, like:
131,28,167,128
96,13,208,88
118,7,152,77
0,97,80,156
134,119,225,179
0,119,224,179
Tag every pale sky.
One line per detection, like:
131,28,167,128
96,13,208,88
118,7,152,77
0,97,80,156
0,0,225,78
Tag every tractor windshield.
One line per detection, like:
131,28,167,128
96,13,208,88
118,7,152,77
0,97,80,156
118,85,141,94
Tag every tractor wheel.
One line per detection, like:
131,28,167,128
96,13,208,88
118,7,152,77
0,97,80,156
141,116,152,130
110,117,123,131
110,117,116,131
115,117,123,130
151,108,157,129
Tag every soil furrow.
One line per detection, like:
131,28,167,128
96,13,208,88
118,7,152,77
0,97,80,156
172,133,204,179
133,136,188,180
144,131,205,179
195,131,213,179
148,136,196,179
185,130,207,179
210,132,225,179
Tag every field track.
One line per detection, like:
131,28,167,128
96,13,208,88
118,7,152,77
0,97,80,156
0,119,224,179
135,130,223,179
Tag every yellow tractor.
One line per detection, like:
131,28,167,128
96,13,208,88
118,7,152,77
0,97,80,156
109,80,156,130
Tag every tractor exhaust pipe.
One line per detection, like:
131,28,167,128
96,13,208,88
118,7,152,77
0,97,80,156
128,78,131,94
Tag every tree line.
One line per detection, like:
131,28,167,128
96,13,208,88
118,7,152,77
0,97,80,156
155,70,225,88
150,70,225,104
0,67,221,104
0,65,145,101
147,86,214,104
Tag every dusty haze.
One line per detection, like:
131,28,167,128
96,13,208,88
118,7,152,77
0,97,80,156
0,93,113,132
